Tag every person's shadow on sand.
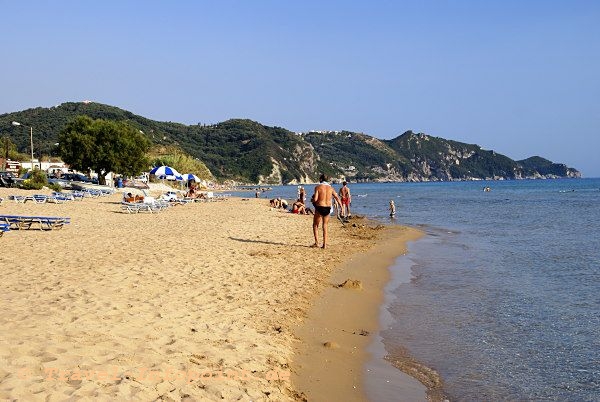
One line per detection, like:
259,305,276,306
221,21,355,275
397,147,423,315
228,237,312,248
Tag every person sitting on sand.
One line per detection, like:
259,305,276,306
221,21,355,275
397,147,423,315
186,184,197,198
292,199,306,214
311,174,342,249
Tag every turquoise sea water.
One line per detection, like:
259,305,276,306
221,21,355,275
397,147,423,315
242,178,600,401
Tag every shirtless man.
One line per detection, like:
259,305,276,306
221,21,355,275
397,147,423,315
311,174,342,249
339,181,351,219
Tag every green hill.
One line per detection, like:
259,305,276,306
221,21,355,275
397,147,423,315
0,102,580,183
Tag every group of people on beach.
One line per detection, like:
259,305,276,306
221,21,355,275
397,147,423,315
308,176,398,248
265,175,399,248
270,195,313,215
264,175,345,248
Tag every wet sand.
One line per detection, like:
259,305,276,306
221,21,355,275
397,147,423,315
291,225,427,401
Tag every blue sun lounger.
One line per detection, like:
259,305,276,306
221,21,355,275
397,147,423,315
0,223,9,237
48,192,76,203
28,194,48,204
8,195,27,203
0,215,71,231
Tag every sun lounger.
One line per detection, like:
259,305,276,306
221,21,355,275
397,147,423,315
0,222,9,237
121,201,166,213
48,192,75,203
47,195,67,204
83,189,102,198
87,188,114,197
0,215,71,231
8,195,27,203
121,202,145,213
71,191,86,200
25,194,48,204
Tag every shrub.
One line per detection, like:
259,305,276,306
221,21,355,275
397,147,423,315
48,183,62,192
20,169,48,190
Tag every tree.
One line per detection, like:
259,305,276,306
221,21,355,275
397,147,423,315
58,116,150,184
1,136,29,163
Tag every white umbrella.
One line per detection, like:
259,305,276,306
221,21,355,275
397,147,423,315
149,165,181,177
181,173,201,182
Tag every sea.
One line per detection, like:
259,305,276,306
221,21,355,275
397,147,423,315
235,178,600,401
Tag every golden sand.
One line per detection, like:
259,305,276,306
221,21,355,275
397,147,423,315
291,225,427,401
0,188,425,400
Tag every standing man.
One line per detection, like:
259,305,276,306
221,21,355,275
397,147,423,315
389,199,396,217
311,174,342,249
339,181,351,219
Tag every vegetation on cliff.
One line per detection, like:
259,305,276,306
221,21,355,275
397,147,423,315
0,102,580,183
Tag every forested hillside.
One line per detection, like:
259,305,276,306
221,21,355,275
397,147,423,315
0,102,580,183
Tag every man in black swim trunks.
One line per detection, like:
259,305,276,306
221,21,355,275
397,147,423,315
311,174,342,249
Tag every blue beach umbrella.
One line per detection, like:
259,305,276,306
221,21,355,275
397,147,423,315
180,173,201,183
149,165,181,178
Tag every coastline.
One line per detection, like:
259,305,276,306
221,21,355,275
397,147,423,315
291,224,428,401
369,238,446,402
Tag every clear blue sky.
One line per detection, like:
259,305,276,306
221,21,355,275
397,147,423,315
2,0,598,176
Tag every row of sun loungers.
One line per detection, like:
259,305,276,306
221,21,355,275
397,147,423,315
6,189,114,204
0,215,71,231
120,192,231,213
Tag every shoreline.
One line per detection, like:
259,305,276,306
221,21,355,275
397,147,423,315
291,224,428,401
370,238,447,402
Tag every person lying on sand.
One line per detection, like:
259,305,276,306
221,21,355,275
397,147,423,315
270,197,288,210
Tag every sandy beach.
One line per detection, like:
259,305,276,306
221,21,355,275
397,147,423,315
0,187,425,401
